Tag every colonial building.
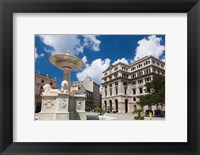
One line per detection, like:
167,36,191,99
71,76,100,110
35,72,57,113
102,55,165,113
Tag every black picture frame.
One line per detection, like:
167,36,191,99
0,0,200,154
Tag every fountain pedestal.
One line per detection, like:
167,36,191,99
38,83,86,120
38,52,86,120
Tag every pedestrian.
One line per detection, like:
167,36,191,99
149,112,153,120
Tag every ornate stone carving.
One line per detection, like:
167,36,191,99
76,100,84,110
60,98,68,110
44,100,54,110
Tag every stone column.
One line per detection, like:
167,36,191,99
118,81,123,95
108,85,110,96
63,68,71,81
112,83,115,96
63,68,71,89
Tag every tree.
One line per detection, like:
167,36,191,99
132,108,144,120
137,75,165,107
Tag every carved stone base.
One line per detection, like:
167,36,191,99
38,112,69,120
38,93,86,120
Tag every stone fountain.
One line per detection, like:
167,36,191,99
38,52,86,120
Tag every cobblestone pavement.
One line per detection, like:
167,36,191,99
86,112,165,120
103,112,165,120
35,112,165,120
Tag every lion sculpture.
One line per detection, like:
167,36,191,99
42,84,60,96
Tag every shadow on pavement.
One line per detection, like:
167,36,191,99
86,114,99,120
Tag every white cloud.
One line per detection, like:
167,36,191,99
130,59,134,63
112,58,129,65
40,53,44,57
39,34,101,55
35,52,39,60
82,35,101,52
35,47,45,61
133,35,165,61
161,57,165,62
82,56,87,64
100,85,102,94
76,58,110,85
35,47,40,60
40,35,81,54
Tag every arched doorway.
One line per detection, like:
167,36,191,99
104,101,107,112
109,100,112,112
125,99,128,113
115,99,118,113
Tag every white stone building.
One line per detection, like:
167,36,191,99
101,55,165,113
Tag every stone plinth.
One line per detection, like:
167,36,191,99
38,85,86,120
38,93,70,120
68,94,86,120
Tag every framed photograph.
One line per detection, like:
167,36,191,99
0,0,200,154
34,34,166,121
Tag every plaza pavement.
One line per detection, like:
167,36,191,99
86,112,165,120
35,112,165,120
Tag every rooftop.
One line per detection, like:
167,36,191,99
103,55,165,73
35,72,57,80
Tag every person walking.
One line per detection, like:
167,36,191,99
149,112,153,120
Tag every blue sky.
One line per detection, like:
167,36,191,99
35,34,165,88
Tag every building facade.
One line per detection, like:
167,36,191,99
71,76,100,110
102,56,165,113
35,72,57,112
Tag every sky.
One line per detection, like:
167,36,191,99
35,34,165,88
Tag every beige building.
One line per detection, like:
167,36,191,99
35,72,57,112
71,76,100,110
102,55,165,113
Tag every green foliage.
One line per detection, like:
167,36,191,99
132,108,144,120
95,107,101,113
132,108,143,114
137,75,165,107
134,116,144,120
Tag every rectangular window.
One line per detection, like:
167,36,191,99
133,89,136,94
145,77,151,82
149,68,151,73
138,79,143,84
139,88,143,94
